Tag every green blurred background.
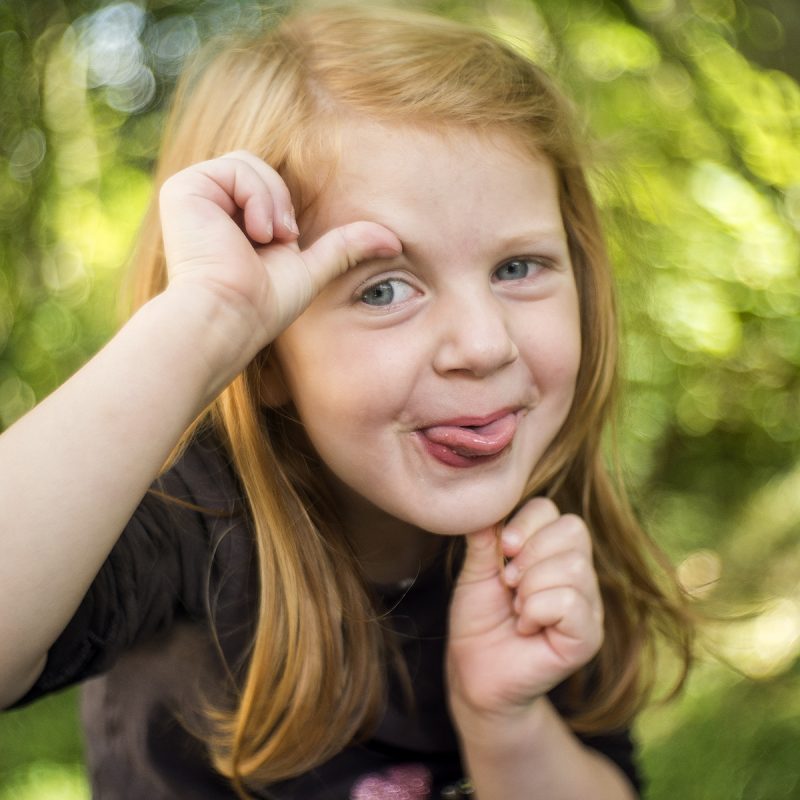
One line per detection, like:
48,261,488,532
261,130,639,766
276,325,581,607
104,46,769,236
0,0,798,797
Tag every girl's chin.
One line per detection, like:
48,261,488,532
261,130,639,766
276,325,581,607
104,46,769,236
406,503,520,537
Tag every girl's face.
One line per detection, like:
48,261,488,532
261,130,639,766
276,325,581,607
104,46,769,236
273,122,581,538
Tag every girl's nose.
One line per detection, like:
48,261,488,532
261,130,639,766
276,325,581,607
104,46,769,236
431,291,519,378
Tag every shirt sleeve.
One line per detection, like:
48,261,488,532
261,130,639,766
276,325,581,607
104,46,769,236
11,429,248,707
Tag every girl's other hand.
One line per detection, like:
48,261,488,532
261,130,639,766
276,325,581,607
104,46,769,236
158,150,401,351
447,498,604,720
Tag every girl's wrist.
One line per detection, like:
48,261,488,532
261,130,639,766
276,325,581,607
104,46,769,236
452,696,638,800
141,286,263,405
449,688,551,754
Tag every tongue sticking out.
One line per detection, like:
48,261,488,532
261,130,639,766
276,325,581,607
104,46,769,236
421,412,517,457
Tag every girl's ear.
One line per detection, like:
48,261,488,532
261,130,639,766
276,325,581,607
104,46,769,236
258,354,291,408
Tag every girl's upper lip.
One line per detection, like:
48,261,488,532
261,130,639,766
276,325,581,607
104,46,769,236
420,407,521,429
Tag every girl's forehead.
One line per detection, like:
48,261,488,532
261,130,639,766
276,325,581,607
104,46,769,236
299,120,567,254
314,120,552,206
296,117,545,185
291,118,556,233
336,119,541,172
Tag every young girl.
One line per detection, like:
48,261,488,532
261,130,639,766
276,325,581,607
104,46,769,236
0,4,692,798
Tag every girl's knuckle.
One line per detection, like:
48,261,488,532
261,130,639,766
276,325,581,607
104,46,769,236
561,587,583,615
561,514,592,548
565,553,587,580
533,496,560,517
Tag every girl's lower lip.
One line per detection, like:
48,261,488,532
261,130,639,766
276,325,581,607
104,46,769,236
415,411,518,469
416,435,510,468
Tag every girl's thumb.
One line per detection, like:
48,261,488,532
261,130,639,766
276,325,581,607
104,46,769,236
301,221,401,290
458,527,503,586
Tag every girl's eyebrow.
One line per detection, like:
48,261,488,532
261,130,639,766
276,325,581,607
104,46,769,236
330,252,405,287
388,227,569,257
330,227,572,285
494,228,570,249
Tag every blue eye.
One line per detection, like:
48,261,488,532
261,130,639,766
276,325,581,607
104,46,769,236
494,259,534,281
359,278,415,307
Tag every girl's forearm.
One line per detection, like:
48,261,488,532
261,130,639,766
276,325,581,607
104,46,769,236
0,147,401,709
0,287,250,708
455,697,638,800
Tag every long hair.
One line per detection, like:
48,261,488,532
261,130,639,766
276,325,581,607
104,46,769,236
127,3,693,793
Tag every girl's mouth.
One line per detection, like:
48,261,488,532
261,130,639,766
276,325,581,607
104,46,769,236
416,411,518,468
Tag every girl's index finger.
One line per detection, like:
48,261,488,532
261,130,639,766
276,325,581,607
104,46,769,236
221,150,299,242
504,513,594,589
500,497,561,557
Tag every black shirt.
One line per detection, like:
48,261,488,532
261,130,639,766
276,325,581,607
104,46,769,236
13,432,641,799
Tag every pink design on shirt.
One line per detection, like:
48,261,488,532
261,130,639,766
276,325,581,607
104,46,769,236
351,764,433,799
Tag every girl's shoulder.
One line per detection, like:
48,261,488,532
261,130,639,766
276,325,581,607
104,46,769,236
151,424,245,519
12,426,256,709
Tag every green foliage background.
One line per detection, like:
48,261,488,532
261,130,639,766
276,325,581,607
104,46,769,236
1,0,798,797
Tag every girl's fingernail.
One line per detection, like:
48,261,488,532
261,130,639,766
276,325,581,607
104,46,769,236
504,562,519,586
284,211,299,235
502,529,521,550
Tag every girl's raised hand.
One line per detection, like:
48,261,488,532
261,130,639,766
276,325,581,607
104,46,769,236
447,498,604,722
159,151,401,357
